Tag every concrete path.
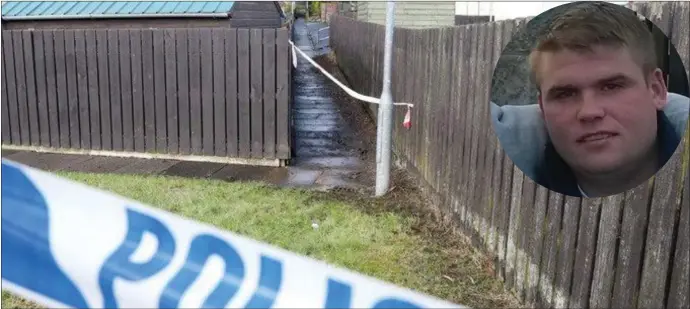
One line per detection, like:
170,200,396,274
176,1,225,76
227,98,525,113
286,18,366,189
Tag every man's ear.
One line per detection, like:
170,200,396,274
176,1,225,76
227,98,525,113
650,68,668,110
538,93,545,118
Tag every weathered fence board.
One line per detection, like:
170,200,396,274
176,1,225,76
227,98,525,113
201,29,214,156
141,29,156,153
589,194,624,309
2,27,291,162
164,29,179,154
43,31,60,148
238,29,251,158
119,30,133,152
331,3,689,306
130,30,144,153
13,31,30,146
107,30,122,151
2,48,10,144
96,30,112,150
22,31,40,147
188,29,202,155
212,29,227,157
54,30,70,149
263,29,277,159
32,31,50,148
85,30,101,151
250,28,264,158
226,29,239,157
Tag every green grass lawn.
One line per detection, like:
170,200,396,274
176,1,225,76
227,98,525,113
2,172,518,308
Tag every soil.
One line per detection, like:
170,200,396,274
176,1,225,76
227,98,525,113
310,53,520,308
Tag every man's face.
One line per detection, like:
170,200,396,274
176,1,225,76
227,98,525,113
536,45,667,177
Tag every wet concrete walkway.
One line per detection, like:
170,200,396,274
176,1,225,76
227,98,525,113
286,18,365,187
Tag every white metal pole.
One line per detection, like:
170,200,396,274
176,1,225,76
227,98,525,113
375,1,396,197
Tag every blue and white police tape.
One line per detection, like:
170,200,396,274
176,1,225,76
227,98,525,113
1,159,464,309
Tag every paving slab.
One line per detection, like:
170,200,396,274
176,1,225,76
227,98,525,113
211,164,288,185
112,158,181,175
283,167,323,187
67,156,136,173
1,148,19,156
4,151,95,171
161,161,226,179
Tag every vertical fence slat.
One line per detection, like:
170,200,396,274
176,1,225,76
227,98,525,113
32,30,50,147
13,31,30,146
589,194,624,309
537,192,564,308
153,30,167,153
611,183,652,308
65,30,80,149
569,197,601,308
200,28,214,156
238,29,251,158
553,196,581,308
22,31,40,147
506,167,523,290
176,30,190,155
3,32,20,145
85,30,101,150
188,29,202,155
42,31,59,148
1,39,10,144
212,29,226,157
515,177,536,302
54,30,70,148
119,30,134,152
263,29,276,159
250,28,264,158
526,186,548,305
460,25,477,229
226,29,239,157
276,28,289,159
488,21,504,260
107,30,122,151
638,142,686,308
667,166,689,309
96,30,111,150
141,29,155,153
130,29,144,153
75,30,90,150
164,29,178,154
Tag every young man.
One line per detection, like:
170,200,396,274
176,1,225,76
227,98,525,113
530,1,682,197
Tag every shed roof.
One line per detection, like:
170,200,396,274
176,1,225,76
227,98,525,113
1,1,238,20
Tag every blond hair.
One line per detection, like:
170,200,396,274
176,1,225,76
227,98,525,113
528,1,657,89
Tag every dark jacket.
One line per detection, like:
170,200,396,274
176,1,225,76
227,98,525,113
536,111,681,197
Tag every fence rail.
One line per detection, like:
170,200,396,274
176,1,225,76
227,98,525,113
1,28,292,162
331,2,689,308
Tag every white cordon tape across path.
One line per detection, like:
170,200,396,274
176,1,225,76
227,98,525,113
1,159,463,309
289,40,414,108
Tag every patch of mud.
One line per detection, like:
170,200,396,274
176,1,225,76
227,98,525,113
310,53,520,308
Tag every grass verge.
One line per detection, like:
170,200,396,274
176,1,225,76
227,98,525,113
2,171,518,308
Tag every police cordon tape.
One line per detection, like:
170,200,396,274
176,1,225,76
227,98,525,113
1,159,464,309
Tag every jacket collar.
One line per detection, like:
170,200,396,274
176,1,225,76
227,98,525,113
537,111,681,197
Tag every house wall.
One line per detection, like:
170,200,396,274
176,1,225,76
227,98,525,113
353,1,455,28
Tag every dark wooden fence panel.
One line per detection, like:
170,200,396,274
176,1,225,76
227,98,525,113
331,2,689,307
2,27,292,162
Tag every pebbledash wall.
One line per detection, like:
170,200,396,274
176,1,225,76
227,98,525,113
330,2,689,308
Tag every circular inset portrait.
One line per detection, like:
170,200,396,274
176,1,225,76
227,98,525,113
489,1,689,198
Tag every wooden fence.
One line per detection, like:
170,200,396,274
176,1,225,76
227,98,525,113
1,28,292,164
331,2,689,308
